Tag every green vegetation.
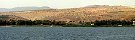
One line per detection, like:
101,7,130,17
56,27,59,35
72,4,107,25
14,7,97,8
0,20,67,25
0,20,134,27
94,20,132,26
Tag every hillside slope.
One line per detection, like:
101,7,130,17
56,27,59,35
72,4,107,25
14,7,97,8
0,6,135,23
0,15,28,21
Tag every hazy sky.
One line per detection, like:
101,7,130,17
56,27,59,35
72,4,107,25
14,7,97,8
0,0,135,9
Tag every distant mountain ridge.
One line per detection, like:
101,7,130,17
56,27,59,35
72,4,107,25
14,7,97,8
83,5,133,8
0,6,51,12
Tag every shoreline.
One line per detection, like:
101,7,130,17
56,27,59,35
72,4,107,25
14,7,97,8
0,25,135,27
0,26,12,27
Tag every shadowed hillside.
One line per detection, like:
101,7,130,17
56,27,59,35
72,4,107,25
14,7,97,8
0,15,28,21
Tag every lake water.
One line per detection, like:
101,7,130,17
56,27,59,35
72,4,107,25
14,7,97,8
0,26,135,40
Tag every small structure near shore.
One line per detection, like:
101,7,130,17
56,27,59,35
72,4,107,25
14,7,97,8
91,24,94,25
118,25,122,26
133,21,135,25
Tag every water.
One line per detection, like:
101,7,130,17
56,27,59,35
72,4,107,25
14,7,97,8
0,27,135,40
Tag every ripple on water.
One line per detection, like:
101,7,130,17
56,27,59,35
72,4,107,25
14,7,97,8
0,27,135,40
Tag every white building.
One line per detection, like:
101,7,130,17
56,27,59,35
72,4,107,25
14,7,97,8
133,21,135,25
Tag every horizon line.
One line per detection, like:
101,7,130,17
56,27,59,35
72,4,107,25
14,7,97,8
1,5,135,9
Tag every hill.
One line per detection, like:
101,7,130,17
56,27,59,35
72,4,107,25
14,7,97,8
0,15,28,21
0,5,135,23
0,6,51,12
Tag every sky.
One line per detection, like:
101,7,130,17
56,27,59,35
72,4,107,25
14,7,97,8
0,0,135,9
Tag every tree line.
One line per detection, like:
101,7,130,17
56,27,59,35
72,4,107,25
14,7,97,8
0,20,68,25
94,20,133,26
0,20,133,26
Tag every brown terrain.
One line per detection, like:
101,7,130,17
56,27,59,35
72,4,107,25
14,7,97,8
0,15,28,21
0,6,135,22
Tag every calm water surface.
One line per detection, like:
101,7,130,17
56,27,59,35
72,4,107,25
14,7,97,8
0,26,135,40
